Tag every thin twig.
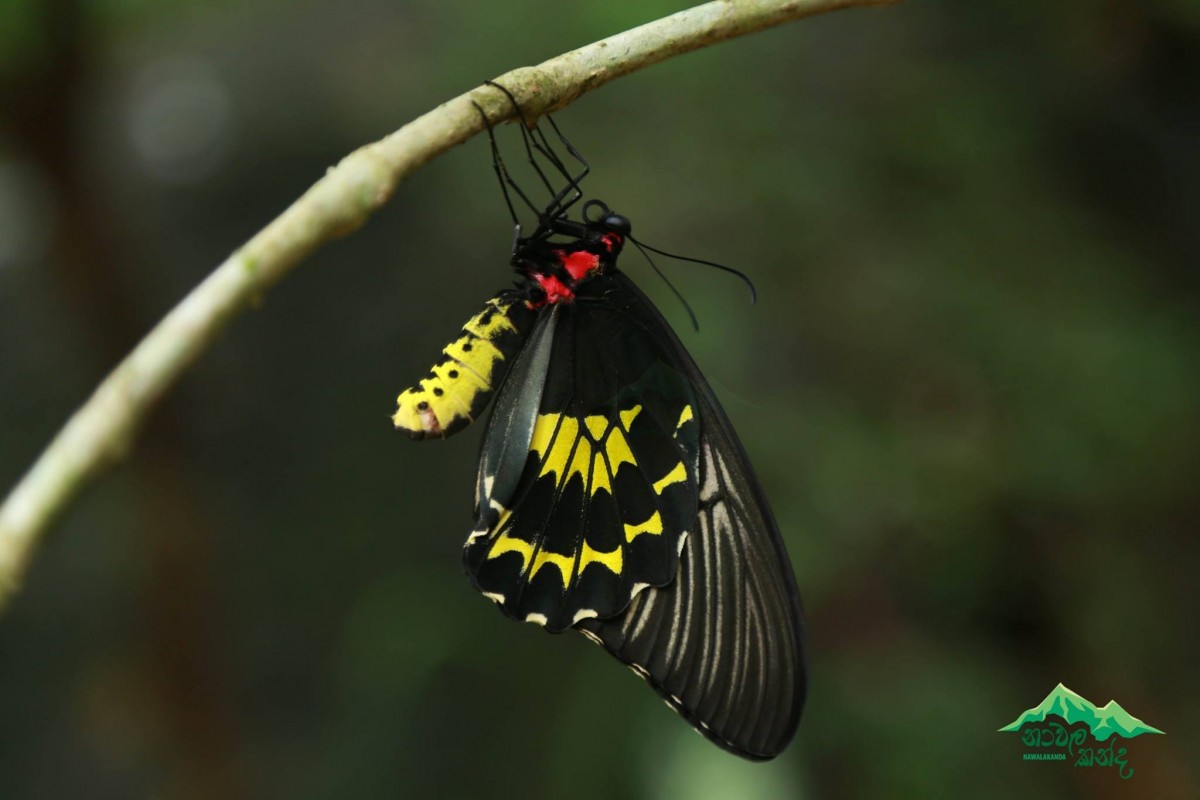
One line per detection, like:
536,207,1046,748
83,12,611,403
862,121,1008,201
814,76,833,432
0,0,902,611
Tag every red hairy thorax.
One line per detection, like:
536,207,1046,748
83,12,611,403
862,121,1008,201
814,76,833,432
531,273,574,306
559,249,600,281
526,233,625,309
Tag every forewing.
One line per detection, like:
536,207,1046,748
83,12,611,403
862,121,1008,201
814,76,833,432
577,273,807,761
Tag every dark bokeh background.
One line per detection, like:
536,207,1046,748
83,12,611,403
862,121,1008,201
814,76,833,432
2,1,1197,797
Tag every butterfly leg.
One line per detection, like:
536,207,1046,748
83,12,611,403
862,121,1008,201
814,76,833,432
483,80,590,226
481,81,567,211
471,99,542,229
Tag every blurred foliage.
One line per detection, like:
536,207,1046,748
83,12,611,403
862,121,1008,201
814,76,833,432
1,0,1197,798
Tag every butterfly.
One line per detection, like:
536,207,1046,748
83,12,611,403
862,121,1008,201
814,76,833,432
391,85,807,760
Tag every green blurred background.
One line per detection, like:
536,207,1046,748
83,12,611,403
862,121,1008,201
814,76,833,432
2,1,1197,797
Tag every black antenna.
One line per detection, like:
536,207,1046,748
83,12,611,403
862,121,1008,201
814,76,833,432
628,235,758,305
631,238,700,332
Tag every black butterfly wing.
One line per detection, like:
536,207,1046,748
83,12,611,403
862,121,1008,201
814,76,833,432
467,291,702,633
576,273,808,761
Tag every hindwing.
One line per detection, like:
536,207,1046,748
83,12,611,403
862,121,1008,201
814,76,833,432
466,289,701,632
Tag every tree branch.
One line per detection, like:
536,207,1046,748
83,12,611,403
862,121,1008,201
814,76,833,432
0,0,902,611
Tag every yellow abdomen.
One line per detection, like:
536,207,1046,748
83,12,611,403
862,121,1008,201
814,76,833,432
393,294,533,438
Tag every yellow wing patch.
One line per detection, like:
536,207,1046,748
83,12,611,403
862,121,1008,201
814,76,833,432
489,530,534,571
482,402,689,592
579,540,622,575
624,510,663,542
530,549,575,581
487,533,624,582
530,406,645,496
652,462,688,494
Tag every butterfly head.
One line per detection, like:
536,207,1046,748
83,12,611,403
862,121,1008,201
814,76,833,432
518,201,633,306
583,200,630,256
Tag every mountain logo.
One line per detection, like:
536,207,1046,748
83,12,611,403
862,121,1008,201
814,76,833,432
999,683,1163,780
